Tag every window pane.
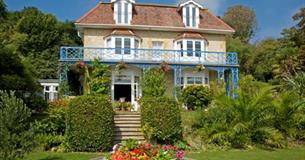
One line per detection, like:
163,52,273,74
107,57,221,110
186,6,190,26
124,3,128,24
187,41,193,56
205,77,209,84
118,2,122,23
114,75,132,83
187,77,194,84
195,77,202,84
152,41,163,49
124,38,131,54
115,38,122,54
45,86,50,91
192,7,196,27
195,41,201,57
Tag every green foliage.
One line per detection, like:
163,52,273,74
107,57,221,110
113,101,133,111
0,47,38,92
0,7,82,79
223,5,258,43
0,0,6,20
66,95,114,152
37,134,66,151
198,76,286,149
181,85,213,110
274,92,305,140
89,60,111,95
0,91,36,160
22,94,48,112
141,68,166,97
284,72,305,97
140,96,182,143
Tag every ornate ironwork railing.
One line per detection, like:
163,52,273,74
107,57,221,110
60,47,238,65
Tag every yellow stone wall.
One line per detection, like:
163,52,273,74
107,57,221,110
83,29,226,52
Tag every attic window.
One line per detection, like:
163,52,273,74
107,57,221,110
183,5,199,27
114,1,132,24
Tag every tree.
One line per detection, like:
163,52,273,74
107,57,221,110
0,91,36,160
0,46,38,92
293,7,305,29
223,5,258,43
0,0,6,20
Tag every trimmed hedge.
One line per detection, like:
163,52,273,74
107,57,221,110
66,95,114,152
181,85,213,110
140,96,182,143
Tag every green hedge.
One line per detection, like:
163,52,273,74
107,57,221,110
140,96,182,143
181,85,213,110
66,95,114,152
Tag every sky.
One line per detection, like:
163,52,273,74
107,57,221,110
4,0,305,42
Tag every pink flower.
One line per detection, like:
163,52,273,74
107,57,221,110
173,146,177,151
163,145,168,151
176,151,184,159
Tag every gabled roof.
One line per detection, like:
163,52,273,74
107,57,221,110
76,3,235,33
178,0,204,9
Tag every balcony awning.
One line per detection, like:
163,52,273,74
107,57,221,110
175,32,207,41
104,29,141,40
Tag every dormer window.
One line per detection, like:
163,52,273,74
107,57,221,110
179,0,203,28
113,0,134,25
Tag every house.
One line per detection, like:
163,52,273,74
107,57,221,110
38,79,59,101
59,0,239,108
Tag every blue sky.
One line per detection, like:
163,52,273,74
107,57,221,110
5,0,305,42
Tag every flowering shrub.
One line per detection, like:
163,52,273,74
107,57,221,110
111,142,186,160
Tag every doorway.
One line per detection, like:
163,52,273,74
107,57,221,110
114,84,131,102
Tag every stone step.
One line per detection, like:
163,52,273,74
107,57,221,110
114,120,141,124
114,132,144,136
114,115,141,119
115,111,140,115
114,117,141,121
114,124,141,128
114,135,145,141
114,127,142,132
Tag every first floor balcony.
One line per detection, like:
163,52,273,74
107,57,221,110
60,47,238,66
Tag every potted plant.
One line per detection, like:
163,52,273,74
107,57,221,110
115,61,128,73
160,61,171,72
196,64,205,72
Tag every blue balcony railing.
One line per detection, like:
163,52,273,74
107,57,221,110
60,47,238,65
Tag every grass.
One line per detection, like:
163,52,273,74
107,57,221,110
189,147,305,160
22,151,103,160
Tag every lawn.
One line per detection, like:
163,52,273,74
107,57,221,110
189,147,305,160
22,151,104,160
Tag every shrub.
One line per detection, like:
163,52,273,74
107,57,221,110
22,94,48,112
141,68,166,97
197,76,286,149
140,96,182,143
181,85,213,110
0,91,36,160
37,134,66,151
36,101,69,136
66,95,114,152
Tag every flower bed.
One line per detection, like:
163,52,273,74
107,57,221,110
110,141,186,160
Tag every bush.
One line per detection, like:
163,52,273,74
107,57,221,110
197,76,286,149
36,99,69,135
0,91,36,160
66,95,114,152
140,96,182,143
23,94,48,112
37,134,66,151
141,68,166,97
181,85,213,110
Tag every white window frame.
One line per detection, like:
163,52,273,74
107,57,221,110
175,39,206,57
42,84,59,101
105,36,141,55
114,1,132,25
182,4,199,28
182,70,210,87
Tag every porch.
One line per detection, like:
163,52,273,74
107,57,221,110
59,47,239,103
